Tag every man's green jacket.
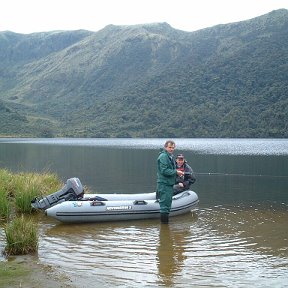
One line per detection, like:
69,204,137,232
157,149,177,186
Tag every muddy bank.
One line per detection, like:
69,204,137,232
0,255,75,288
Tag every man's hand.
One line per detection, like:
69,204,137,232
176,170,184,177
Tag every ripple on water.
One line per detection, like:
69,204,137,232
35,206,288,287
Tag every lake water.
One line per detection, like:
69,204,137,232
0,138,288,287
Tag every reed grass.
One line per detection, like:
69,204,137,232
0,169,14,196
13,172,62,214
0,169,13,219
0,168,63,256
0,169,62,214
4,215,38,256
0,188,10,220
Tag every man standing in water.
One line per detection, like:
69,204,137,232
157,140,184,224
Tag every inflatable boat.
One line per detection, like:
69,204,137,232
31,178,199,223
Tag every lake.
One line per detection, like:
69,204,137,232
0,138,288,287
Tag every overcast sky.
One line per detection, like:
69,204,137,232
1,0,287,34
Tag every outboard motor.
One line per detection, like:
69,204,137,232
31,177,84,210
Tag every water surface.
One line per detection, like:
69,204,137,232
0,138,287,287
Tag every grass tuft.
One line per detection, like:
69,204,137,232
0,168,63,256
14,172,62,214
0,169,13,219
4,215,38,256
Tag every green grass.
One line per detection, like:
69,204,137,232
4,215,38,256
0,261,31,287
0,169,13,219
0,169,62,215
13,172,62,214
0,168,63,256
0,188,10,220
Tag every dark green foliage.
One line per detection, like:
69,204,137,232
0,9,287,138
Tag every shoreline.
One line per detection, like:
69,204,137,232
0,255,75,288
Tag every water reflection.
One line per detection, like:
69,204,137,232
41,220,161,287
1,138,288,155
2,206,288,287
1,138,288,287
157,224,188,287
200,204,288,258
0,141,287,205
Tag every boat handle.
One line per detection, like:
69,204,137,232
90,201,105,206
133,200,148,205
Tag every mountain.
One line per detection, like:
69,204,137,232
0,9,287,138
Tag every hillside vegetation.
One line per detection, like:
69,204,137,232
0,9,287,138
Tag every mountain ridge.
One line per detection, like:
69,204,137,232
0,9,287,138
